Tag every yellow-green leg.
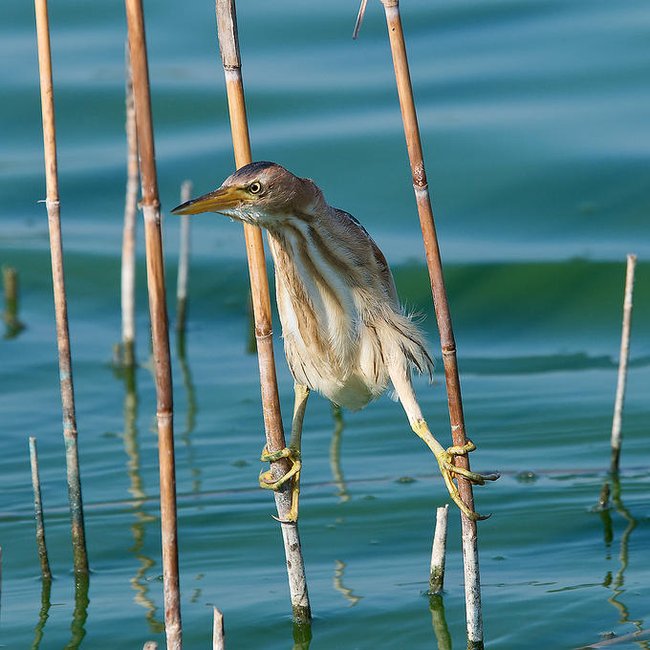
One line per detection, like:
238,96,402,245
412,419,499,521
259,383,310,522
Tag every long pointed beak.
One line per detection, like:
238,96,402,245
171,186,247,215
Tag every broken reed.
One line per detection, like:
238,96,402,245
429,504,448,595
34,0,89,576
378,1,489,646
124,0,182,646
176,180,193,335
212,607,225,650
120,42,139,367
610,253,637,474
29,437,52,580
215,0,311,624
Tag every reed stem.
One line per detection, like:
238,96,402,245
212,607,225,650
29,437,52,580
215,0,311,624
176,180,193,334
378,1,486,646
3,266,25,338
124,0,182,646
610,253,636,474
121,41,139,367
34,0,89,577
429,504,448,595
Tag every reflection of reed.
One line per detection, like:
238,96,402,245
121,364,164,633
64,572,89,650
329,405,350,503
333,560,361,607
428,594,452,650
599,475,648,648
177,330,201,494
30,577,52,650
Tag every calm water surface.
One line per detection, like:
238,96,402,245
1,1,649,648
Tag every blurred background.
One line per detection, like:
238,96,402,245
1,1,648,648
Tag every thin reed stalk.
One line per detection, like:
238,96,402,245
610,253,636,474
378,1,488,646
29,437,52,580
176,180,193,334
34,0,89,577
124,0,182,646
212,607,225,650
215,0,311,624
121,42,139,367
3,266,25,338
429,504,448,595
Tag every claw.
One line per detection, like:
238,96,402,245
435,449,500,521
259,446,301,522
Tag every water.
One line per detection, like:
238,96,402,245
1,0,649,648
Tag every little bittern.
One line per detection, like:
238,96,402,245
172,162,498,521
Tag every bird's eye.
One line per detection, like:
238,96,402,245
248,181,262,194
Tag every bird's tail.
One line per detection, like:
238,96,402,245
378,307,434,384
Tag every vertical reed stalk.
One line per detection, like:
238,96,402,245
212,607,225,650
121,42,139,367
124,0,182,646
176,180,193,334
29,437,52,580
3,266,25,338
34,0,89,577
429,504,448,595
215,0,311,624
378,1,486,646
610,253,636,474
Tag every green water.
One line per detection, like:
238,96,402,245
2,1,649,648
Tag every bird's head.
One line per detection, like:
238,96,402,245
171,161,324,228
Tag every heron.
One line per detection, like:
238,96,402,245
172,161,498,521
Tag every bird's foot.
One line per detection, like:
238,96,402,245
435,442,500,521
259,446,301,522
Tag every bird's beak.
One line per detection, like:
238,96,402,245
171,186,247,215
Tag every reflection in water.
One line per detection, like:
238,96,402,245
177,330,201,495
120,364,164,634
329,405,350,503
333,560,361,607
65,572,89,650
598,475,648,649
428,594,452,650
292,621,312,650
31,577,52,650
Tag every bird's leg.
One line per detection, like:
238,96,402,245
388,366,497,520
259,383,310,522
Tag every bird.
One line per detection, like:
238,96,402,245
172,161,498,521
